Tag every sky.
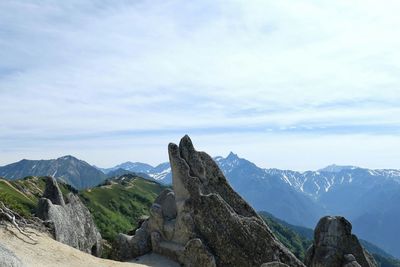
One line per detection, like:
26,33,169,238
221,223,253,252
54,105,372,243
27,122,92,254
1,0,400,170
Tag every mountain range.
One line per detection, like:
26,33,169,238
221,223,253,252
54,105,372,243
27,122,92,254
95,153,400,258
97,161,172,183
2,174,398,266
1,153,399,258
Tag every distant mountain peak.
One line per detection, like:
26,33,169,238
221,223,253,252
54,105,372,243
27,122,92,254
119,161,135,165
318,164,358,173
0,155,106,189
226,151,239,160
115,161,154,170
57,155,79,161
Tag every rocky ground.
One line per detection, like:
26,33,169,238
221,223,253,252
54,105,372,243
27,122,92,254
0,225,178,267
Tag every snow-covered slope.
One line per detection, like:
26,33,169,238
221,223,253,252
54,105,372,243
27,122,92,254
103,155,400,202
99,162,172,184
100,162,154,174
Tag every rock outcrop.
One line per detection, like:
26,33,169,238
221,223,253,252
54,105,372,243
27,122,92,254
114,135,304,267
305,216,377,267
0,244,26,267
36,177,102,256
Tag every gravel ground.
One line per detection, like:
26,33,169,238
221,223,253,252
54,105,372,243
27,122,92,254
0,225,179,267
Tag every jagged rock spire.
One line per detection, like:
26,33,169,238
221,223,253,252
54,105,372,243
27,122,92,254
167,135,305,267
42,176,65,206
115,135,306,266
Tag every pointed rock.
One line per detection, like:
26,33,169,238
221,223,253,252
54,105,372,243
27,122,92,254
226,151,239,160
167,135,304,266
42,176,65,206
115,135,305,266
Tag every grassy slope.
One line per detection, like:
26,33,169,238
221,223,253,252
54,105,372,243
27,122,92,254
0,176,72,217
259,211,311,260
0,175,164,242
79,175,165,241
1,175,399,266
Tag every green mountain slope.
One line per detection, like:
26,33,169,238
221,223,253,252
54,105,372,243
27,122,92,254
79,174,165,241
1,175,398,266
0,176,74,217
0,174,164,243
259,211,311,260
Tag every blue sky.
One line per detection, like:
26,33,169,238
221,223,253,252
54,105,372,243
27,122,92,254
1,0,400,170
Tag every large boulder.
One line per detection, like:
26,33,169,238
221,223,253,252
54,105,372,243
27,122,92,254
0,244,26,267
36,177,102,256
305,216,377,267
115,135,304,267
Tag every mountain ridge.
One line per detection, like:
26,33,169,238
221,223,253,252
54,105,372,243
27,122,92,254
0,155,106,189
100,153,400,258
1,153,399,258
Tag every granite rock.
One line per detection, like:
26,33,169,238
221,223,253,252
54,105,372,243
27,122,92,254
115,136,304,267
305,216,377,267
0,244,26,267
36,177,102,256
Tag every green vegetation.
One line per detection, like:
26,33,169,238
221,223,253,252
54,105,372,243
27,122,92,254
79,175,165,241
0,179,36,217
0,176,82,217
1,175,399,266
0,175,164,242
259,211,311,260
373,254,400,267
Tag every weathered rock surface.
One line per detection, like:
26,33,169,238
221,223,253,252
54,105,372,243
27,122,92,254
113,221,151,260
342,254,362,267
0,243,26,267
36,177,102,256
115,135,304,267
260,262,290,267
305,216,377,267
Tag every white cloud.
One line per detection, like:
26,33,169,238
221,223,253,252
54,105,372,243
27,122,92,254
0,0,399,168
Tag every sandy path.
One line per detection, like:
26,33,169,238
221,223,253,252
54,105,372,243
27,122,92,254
0,225,179,267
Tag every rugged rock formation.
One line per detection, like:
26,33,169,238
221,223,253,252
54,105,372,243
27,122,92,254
36,177,102,256
0,243,26,267
114,135,304,267
305,216,377,267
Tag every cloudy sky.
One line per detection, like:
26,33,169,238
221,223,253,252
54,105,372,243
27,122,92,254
1,0,400,170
